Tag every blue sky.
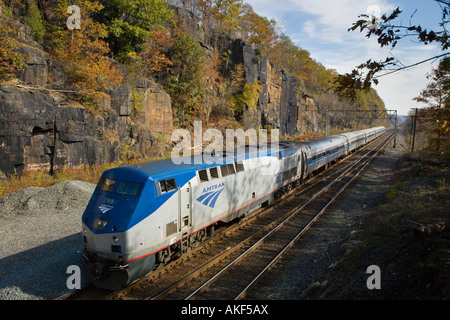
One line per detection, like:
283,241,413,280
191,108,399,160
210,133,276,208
245,0,447,115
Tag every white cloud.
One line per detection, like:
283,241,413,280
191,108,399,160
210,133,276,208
244,0,443,115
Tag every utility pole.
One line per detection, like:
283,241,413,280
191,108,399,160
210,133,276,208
393,115,397,148
411,108,418,153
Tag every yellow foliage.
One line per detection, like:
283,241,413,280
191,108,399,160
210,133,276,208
230,80,262,115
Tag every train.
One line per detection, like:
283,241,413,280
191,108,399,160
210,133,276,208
81,126,385,290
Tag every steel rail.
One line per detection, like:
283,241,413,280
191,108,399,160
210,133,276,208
234,129,397,299
183,130,396,300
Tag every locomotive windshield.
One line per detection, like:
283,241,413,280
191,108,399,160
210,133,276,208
116,181,144,196
97,178,143,196
97,177,117,192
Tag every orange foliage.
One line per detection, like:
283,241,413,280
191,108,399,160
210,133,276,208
141,29,174,74
52,1,122,105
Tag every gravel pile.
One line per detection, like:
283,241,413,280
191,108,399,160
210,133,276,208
0,180,96,300
0,180,95,216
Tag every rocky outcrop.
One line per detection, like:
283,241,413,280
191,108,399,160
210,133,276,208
0,85,55,174
227,40,319,136
17,45,48,87
297,95,321,134
0,85,159,175
143,87,173,141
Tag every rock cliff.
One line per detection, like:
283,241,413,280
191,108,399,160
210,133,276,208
227,40,320,136
0,83,168,175
0,6,320,176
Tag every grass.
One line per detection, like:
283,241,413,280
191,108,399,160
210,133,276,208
0,163,116,199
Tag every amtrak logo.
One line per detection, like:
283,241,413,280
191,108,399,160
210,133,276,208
196,183,225,208
99,204,113,214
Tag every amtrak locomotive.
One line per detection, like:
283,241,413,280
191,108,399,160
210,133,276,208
82,126,385,289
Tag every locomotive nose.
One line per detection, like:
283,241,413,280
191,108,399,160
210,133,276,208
82,167,151,234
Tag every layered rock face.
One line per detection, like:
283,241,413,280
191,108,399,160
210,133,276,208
228,40,320,136
0,84,171,175
0,7,320,176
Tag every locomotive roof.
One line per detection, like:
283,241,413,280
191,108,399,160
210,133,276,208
121,140,301,180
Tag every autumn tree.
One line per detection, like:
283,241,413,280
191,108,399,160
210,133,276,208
51,1,122,106
140,29,174,80
0,4,27,81
180,0,244,36
414,57,450,155
214,0,244,34
238,4,278,53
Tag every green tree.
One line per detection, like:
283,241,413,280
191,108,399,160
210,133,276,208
24,0,46,43
97,0,173,63
166,32,206,127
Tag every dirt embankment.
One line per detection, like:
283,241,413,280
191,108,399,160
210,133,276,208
303,128,450,300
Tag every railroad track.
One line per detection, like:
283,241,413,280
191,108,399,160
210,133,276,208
61,129,396,300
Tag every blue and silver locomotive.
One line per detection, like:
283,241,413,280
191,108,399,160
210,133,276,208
81,126,385,289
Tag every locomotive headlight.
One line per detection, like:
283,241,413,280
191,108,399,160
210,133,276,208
113,236,119,243
93,217,108,230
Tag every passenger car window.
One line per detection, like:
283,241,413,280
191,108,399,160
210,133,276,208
97,178,117,193
220,165,229,176
221,164,236,177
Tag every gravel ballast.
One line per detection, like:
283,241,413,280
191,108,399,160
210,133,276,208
0,180,95,300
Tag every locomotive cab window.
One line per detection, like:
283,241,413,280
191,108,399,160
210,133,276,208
160,178,176,193
97,178,117,193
